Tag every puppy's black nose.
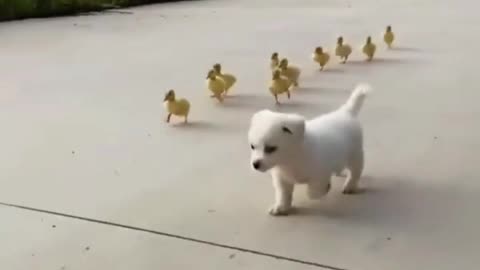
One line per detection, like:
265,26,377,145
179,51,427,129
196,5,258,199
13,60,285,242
252,160,261,170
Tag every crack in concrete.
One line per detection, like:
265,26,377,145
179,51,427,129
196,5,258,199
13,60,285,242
0,201,351,270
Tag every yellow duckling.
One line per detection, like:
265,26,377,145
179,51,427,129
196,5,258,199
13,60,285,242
163,89,190,124
362,36,376,61
278,58,301,87
213,63,236,95
312,46,330,70
384,25,395,48
270,52,280,70
269,70,291,104
335,36,352,64
206,69,226,102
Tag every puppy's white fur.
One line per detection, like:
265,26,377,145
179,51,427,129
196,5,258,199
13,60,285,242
248,84,371,215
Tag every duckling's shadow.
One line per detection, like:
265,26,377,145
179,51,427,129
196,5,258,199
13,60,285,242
170,120,219,131
271,100,335,114
295,86,321,93
390,46,423,52
317,68,345,74
297,86,350,96
221,94,274,110
347,58,417,66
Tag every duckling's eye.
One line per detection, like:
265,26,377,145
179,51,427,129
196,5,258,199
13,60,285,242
264,145,278,154
250,144,255,150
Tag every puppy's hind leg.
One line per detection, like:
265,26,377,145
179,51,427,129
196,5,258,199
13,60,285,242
343,149,364,194
307,174,332,199
269,175,294,216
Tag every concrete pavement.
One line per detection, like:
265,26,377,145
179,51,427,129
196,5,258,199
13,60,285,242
1,0,479,269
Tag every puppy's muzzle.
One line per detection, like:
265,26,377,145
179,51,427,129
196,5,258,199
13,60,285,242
252,160,262,170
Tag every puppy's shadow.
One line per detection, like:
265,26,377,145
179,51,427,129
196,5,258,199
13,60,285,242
288,175,467,235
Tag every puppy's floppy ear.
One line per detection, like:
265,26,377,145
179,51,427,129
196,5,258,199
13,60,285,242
250,110,273,126
281,114,305,140
282,126,293,134
249,109,274,138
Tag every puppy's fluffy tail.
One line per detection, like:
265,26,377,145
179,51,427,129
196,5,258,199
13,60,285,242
341,83,371,117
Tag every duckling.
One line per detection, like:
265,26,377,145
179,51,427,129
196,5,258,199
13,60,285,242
269,70,291,104
384,25,395,48
278,58,301,87
312,46,330,70
163,89,190,124
270,52,280,70
206,69,226,102
362,36,377,61
335,36,352,64
213,63,236,95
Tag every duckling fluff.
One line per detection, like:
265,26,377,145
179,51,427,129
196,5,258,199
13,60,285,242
362,36,376,61
270,52,280,70
206,69,226,102
335,36,352,63
213,63,236,94
278,58,301,87
384,25,395,48
163,89,190,123
312,47,330,70
269,70,291,104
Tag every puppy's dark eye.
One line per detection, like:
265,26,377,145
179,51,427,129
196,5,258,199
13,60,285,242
250,144,255,150
264,145,278,154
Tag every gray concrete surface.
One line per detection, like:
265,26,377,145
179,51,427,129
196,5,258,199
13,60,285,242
0,206,318,269
0,0,479,269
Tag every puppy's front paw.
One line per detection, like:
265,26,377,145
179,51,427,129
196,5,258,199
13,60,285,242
342,187,358,194
268,204,291,216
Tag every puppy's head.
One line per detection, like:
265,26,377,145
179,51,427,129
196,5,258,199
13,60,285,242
248,110,305,172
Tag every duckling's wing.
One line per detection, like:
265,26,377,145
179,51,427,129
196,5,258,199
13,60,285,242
179,99,190,112
346,45,352,54
335,46,342,56
227,74,237,84
362,44,368,53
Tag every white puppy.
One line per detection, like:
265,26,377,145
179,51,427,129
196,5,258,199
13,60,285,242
248,84,371,215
